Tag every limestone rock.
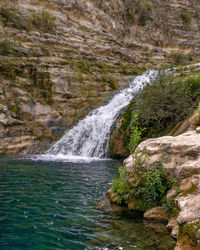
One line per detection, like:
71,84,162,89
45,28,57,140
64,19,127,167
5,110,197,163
124,129,200,249
196,126,200,133
126,131,200,180
189,112,200,126
1,0,200,154
176,195,200,225
167,218,178,239
144,206,168,223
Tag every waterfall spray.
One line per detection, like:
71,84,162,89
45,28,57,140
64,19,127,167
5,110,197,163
46,70,160,158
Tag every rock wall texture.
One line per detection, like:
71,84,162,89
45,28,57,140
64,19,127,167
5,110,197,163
0,0,200,154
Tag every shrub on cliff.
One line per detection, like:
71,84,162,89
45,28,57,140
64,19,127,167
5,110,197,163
127,73,200,140
31,10,56,33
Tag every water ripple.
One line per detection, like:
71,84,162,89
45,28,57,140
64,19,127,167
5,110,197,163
0,158,175,249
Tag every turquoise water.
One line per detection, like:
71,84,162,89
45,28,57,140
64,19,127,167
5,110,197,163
0,158,175,249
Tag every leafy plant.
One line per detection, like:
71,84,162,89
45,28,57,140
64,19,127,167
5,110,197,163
172,52,185,65
138,10,151,26
180,11,192,23
76,72,84,83
0,39,12,55
31,9,56,33
128,113,145,153
197,104,200,114
0,7,30,30
102,76,119,90
112,165,129,205
111,152,175,211
76,59,92,73
134,74,200,138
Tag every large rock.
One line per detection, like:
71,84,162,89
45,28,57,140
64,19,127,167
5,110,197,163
124,127,200,249
125,130,200,180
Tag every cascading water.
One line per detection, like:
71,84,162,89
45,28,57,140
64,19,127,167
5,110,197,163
46,70,161,158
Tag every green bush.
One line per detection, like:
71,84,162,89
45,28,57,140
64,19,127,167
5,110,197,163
129,161,174,210
76,72,84,83
32,10,56,33
172,52,185,65
112,165,129,205
128,113,145,153
0,39,12,55
180,11,192,23
184,75,200,100
76,59,91,73
117,73,200,154
0,7,30,30
102,76,119,90
138,10,151,26
133,74,200,138
111,153,175,210
197,104,200,114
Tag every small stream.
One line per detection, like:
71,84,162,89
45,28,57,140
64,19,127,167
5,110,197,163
0,157,175,249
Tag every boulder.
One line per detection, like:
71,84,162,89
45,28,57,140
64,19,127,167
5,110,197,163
144,206,168,223
125,130,200,181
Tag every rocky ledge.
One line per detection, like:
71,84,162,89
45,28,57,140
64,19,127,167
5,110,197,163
108,111,200,249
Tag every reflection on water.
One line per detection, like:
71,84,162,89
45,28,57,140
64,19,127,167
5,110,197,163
0,158,175,249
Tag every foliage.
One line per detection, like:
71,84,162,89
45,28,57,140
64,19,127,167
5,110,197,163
180,222,200,244
96,62,109,73
111,165,129,205
180,11,192,23
129,162,174,209
102,76,119,90
197,104,200,114
40,45,50,56
184,74,200,101
0,7,30,30
0,39,13,56
0,39,27,57
128,113,145,153
76,72,84,83
31,10,56,33
163,187,181,216
119,64,147,75
76,59,91,73
111,152,175,211
9,103,21,114
138,10,151,26
172,52,185,65
132,74,200,139
27,69,53,105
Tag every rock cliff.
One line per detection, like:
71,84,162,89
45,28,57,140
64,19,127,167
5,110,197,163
0,0,200,154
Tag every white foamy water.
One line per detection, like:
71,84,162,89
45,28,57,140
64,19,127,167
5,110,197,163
46,70,161,158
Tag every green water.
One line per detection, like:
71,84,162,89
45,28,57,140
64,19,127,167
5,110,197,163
0,158,175,249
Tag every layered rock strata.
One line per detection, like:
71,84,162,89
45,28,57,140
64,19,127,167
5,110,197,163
0,0,200,154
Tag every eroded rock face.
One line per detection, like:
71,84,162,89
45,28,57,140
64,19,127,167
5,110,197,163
0,0,200,154
125,130,200,180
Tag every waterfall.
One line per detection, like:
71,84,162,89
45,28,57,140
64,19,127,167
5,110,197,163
46,70,160,158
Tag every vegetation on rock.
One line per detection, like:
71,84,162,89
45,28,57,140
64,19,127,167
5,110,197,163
110,70,200,157
111,151,176,212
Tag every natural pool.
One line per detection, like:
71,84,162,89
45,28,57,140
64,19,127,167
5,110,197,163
0,157,175,249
